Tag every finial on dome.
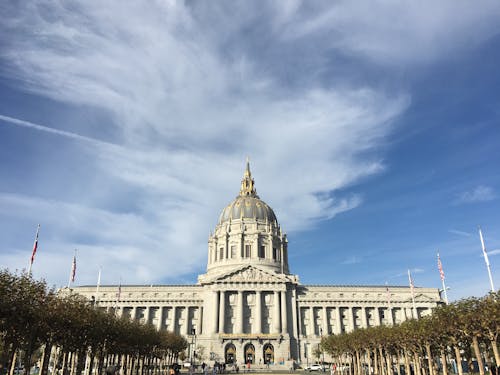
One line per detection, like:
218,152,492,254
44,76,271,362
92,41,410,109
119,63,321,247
239,158,258,197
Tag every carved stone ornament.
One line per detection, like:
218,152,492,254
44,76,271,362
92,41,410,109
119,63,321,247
218,266,286,283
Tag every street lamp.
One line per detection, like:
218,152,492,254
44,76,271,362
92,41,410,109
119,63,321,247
190,329,196,368
319,328,325,371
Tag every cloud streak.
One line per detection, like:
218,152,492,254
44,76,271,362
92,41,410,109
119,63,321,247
0,1,498,288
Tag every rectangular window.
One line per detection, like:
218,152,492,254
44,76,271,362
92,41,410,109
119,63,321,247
245,244,251,258
219,247,224,260
259,245,265,258
273,248,278,260
231,245,237,258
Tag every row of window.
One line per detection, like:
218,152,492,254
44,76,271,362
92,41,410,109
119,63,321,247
214,244,282,261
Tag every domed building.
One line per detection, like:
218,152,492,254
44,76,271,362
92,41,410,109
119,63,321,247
73,162,442,368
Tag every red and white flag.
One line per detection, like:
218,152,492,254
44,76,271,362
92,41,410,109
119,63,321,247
437,253,445,281
71,253,77,282
30,224,40,265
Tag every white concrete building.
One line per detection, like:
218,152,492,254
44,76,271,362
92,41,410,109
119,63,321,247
73,162,442,367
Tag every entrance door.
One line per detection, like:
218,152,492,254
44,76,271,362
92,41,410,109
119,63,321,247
263,343,274,364
225,344,236,364
244,343,255,364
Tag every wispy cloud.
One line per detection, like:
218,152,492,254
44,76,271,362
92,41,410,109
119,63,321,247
0,2,498,287
448,229,472,237
341,256,362,265
455,186,496,204
488,249,500,256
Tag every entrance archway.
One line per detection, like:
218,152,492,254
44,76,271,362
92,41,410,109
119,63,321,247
263,343,274,365
244,343,255,364
225,343,236,364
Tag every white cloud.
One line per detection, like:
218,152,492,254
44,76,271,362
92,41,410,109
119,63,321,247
448,229,472,237
456,185,496,204
277,1,500,65
0,1,498,287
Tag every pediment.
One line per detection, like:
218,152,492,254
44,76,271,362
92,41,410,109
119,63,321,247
198,265,297,284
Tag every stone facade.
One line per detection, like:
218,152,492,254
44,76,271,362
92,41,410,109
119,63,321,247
72,162,442,367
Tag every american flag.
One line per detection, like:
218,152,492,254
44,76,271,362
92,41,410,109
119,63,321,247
385,282,391,307
30,224,40,265
437,253,445,281
71,253,77,282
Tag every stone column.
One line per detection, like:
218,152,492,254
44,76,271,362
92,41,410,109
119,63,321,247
291,290,298,338
236,291,243,333
219,291,226,333
273,291,281,333
254,291,262,334
335,307,342,334
145,306,151,325
173,306,178,333
184,307,190,336
387,307,394,325
198,306,203,334
309,306,315,336
322,307,328,334
131,306,137,322
349,307,355,331
281,290,288,334
374,307,381,326
157,307,164,331
361,307,368,328
212,291,219,334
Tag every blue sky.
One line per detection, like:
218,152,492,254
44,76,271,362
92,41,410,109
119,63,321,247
0,1,499,300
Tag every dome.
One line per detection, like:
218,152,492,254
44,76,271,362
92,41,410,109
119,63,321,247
218,195,277,225
218,159,277,225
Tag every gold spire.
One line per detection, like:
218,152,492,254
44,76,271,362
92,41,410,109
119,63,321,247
239,158,258,197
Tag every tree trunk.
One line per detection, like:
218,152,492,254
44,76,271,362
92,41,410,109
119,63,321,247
439,351,448,375
413,352,421,375
379,348,386,375
39,343,52,375
51,347,60,375
386,354,392,375
472,336,485,375
453,347,463,375
9,350,17,375
403,350,410,375
374,348,379,375
490,339,500,367
425,344,433,375
61,351,68,375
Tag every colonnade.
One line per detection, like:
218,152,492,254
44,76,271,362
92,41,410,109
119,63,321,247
212,289,288,335
103,304,203,336
298,304,430,336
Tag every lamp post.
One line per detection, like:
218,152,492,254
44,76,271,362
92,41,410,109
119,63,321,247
319,328,325,372
190,329,196,368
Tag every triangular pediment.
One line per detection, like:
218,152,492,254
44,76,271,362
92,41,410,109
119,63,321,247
414,293,438,302
198,265,298,285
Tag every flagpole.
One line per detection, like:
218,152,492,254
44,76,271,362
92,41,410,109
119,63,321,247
408,269,417,319
68,249,77,288
479,227,495,292
28,224,40,275
95,267,102,306
437,252,449,304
